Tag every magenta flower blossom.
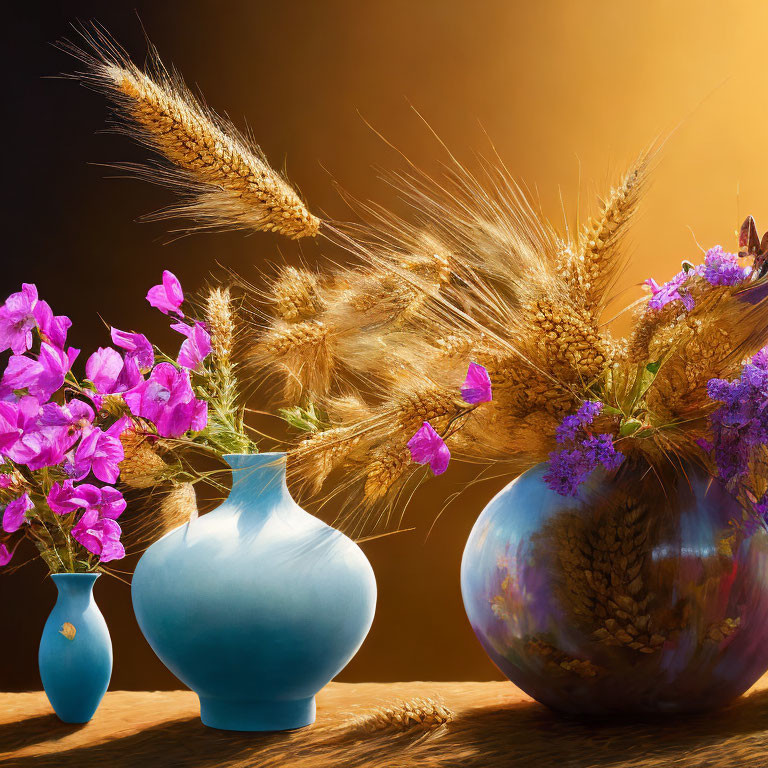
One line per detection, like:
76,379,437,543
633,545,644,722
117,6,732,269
2,493,33,533
0,284,38,355
71,509,125,562
461,362,493,404
0,543,13,566
49,481,126,520
407,421,451,475
0,400,28,453
111,328,155,371
0,344,79,403
146,270,184,317
70,426,125,484
47,479,79,515
124,363,207,438
172,321,212,371
33,300,71,350
85,347,143,397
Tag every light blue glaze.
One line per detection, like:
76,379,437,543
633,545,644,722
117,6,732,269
131,453,377,731
39,573,112,723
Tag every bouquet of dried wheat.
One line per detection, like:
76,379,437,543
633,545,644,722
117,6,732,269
66,27,768,543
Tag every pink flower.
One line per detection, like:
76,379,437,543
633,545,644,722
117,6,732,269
110,328,154,371
2,493,33,533
146,270,184,317
0,543,13,566
49,481,126,520
70,427,124,484
172,321,212,371
407,421,451,475
124,363,207,438
47,480,79,515
33,300,71,349
0,284,38,355
461,362,493,404
0,344,79,403
85,347,142,395
71,509,125,563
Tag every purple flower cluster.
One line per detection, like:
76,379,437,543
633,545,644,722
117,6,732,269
644,246,751,312
705,347,768,486
544,401,625,497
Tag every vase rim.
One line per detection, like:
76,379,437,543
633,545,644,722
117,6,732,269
223,452,286,459
50,572,100,581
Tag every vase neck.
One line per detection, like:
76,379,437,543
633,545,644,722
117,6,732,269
224,453,290,510
51,573,99,608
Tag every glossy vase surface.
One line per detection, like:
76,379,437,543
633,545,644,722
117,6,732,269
39,573,112,723
461,463,768,715
131,453,377,731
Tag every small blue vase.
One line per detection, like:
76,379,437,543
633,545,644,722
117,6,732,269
131,452,377,731
39,573,112,723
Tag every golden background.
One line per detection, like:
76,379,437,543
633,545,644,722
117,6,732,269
3,0,767,689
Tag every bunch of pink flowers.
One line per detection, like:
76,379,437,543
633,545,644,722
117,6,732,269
0,271,209,572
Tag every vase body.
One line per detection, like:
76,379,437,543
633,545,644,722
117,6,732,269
461,463,768,715
131,453,377,731
39,573,112,723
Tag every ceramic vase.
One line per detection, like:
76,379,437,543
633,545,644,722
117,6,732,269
131,452,377,731
461,463,768,715
39,573,112,723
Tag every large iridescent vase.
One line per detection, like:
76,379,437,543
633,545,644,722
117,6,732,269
461,462,768,715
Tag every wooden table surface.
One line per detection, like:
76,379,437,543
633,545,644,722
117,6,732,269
2,676,768,767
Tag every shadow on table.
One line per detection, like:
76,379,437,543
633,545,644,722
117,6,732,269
5,689,768,768
0,714,86,755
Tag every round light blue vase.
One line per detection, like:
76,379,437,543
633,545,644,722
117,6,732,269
461,462,768,715
131,452,377,731
39,573,112,723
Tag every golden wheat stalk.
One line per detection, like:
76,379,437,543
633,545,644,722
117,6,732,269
568,156,649,315
65,27,319,239
350,697,454,733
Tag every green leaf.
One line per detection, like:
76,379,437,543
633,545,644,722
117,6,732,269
646,361,661,374
619,418,643,437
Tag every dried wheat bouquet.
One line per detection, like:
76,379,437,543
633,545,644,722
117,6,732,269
69,29,768,537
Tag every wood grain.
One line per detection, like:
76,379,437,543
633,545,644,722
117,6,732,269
2,676,767,767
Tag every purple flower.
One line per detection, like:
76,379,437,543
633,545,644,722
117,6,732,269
85,347,142,396
33,300,71,350
555,400,603,443
461,362,493,404
705,348,768,486
69,427,124,483
544,403,624,496
47,480,79,515
49,481,125,520
2,493,33,533
0,543,13,567
71,509,125,563
644,271,696,311
703,246,752,287
171,321,212,371
146,270,184,317
0,344,79,403
124,363,207,438
0,284,38,355
407,421,451,475
0,401,28,453
110,328,154,371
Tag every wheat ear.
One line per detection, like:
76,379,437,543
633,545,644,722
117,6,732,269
568,156,648,314
65,28,319,239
